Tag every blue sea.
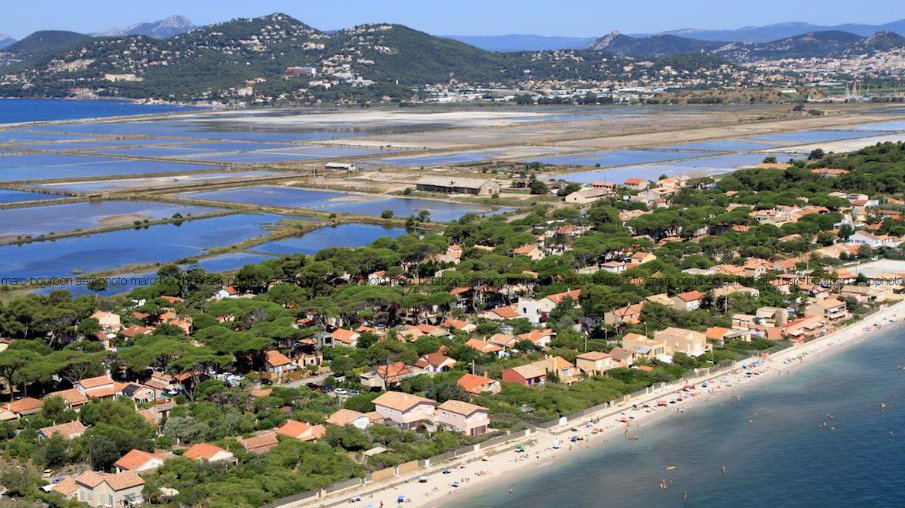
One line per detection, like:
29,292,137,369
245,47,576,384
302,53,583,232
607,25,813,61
0,98,197,124
449,325,905,508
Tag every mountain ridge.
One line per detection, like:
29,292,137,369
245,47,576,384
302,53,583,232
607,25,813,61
99,15,196,39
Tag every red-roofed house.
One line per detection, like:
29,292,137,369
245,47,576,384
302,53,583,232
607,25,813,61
276,420,326,442
414,352,457,374
331,328,360,347
671,291,705,312
456,373,501,395
183,443,236,464
114,449,166,473
76,375,116,399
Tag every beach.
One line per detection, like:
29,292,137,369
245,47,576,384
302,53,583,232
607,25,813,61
293,300,905,508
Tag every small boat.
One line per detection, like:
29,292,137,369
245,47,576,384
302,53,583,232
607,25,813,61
666,465,677,471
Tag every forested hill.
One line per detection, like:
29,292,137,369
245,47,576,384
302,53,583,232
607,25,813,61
0,13,731,101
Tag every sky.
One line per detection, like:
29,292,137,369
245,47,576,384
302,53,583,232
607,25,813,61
1,0,903,39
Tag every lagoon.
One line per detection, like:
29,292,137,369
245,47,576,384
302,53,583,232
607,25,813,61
0,213,286,280
530,150,699,167
0,201,218,238
0,189,63,204
252,223,406,255
0,153,217,182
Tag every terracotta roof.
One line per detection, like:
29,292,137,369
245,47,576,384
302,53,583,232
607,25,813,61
577,351,611,361
183,443,229,461
465,338,503,354
114,449,160,471
675,290,705,302
488,305,520,319
79,375,114,389
6,397,42,414
276,420,326,441
85,386,116,399
506,364,547,380
74,471,106,488
517,329,553,343
39,420,87,439
545,289,581,305
332,328,359,344
437,399,487,416
265,350,291,367
52,477,78,496
706,327,732,340
104,471,145,491
372,391,436,412
414,351,455,368
240,432,278,451
326,409,367,427
457,373,497,394
375,361,411,378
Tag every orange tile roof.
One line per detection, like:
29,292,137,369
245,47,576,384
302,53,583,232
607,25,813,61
372,391,436,412
39,420,87,439
79,375,114,389
437,399,486,416
114,449,160,471
545,289,581,305
675,290,705,302
183,443,228,461
265,350,291,367
488,305,520,319
276,420,326,441
326,409,368,427
103,471,145,491
457,374,497,394
465,338,503,354
6,397,42,414
52,477,78,496
240,432,278,451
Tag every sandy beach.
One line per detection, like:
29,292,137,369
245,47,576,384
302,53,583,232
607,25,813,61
291,300,905,508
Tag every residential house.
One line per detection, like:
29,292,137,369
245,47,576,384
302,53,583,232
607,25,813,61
326,409,371,430
782,315,827,341
456,373,501,395
621,332,667,359
480,305,522,321
531,356,579,383
90,311,122,332
630,252,657,265
705,327,752,347
443,318,476,333
264,350,297,383
38,420,87,440
671,291,705,312
239,432,279,455
609,347,634,367
114,449,166,473
517,328,555,348
654,327,710,357
276,420,326,442
414,351,457,374
76,375,116,399
464,338,504,356
72,470,144,508
435,400,490,436
372,391,438,429
604,302,644,326
3,397,42,419
575,351,616,376
119,384,155,404
513,244,545,261
806,298,850,322
849,231,901,248
360,362,416,389
501,364,547,387
45,388,89,409
183,443,236,464
331,328,361,347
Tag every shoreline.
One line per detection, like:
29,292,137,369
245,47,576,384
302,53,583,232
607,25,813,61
294,300,905,508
